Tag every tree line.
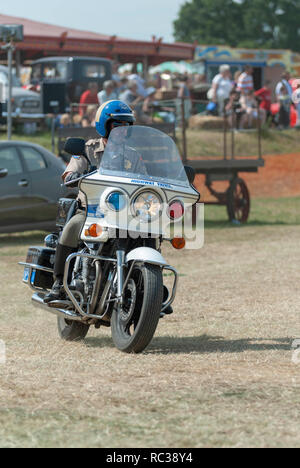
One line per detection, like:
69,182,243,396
173,0,300,52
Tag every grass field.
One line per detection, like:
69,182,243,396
1,198,300,448
1,127,299,159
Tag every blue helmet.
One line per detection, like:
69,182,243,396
95,100,135,138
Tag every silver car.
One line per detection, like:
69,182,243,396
0,141,75,233
0,65,43,121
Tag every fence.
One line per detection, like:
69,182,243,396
53,97,263,163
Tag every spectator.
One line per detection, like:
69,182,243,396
82,105,98,128
293,82,300,127
112,61,121,83
119,81,144,111
277,85,291,129
79,82,99,115
237,66,254,95
239,90,259,129
128,73,148,98
177,75,192,123
225,88,243,128
233,70,242,88
72,114,83,127
97,80,118,105
255,80,272,125
210,64,233,115
116,77,129,97
276,71,293,100
59,114,71,128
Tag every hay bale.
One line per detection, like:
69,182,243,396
189,114,224,130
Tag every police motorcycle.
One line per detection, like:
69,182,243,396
20,125,199,353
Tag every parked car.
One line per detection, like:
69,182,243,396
0,65,44,123
30,56,112,111
0,141,76,233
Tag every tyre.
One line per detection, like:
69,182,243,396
111,263,163,354
57,317,90,341
227,177,250,223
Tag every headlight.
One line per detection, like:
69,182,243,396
132,191,162,222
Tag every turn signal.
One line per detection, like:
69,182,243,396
171,237,186,250
85,224,103,238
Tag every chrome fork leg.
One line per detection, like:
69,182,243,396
116,250,126,306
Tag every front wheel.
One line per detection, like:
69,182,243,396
111,263,163,354
57,317,90,341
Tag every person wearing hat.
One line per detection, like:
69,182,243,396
210,64,233,115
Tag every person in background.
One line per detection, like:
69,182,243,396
59,114,71,128
82,105,98,128
225,88,243,128
237,66,254,95
72,114,83,128
79,82,99,116
119,81,144,113
128,73,148,98
111,61,121,83
177,75,192,124
277,85,291,129
233,70,242,89
254,80,272,125
116,77,129,97
211,64,233,116
142,87,157,115
97,80,118,106
276,71,293,100
293,82,300,127
239,90,259,129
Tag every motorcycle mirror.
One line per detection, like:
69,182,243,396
0,168,8,179
64,138,86,156
184,165,196,185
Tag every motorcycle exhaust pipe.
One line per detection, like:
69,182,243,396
31,293,83,322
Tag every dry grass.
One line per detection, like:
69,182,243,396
177,128,300,159
0,219,300,448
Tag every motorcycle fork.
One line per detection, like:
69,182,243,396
116,249,126,306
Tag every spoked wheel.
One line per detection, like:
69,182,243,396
111,263,163,354
227,177,250,223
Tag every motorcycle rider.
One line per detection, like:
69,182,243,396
44,100,137,304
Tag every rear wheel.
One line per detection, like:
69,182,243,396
57,317,90,341
111,263,163,354
227,177,250,223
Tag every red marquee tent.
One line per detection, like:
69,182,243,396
0,13,195,66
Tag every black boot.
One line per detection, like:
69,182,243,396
43,278,65,303
44,244,74,304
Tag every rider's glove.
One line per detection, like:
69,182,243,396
65,172,82,187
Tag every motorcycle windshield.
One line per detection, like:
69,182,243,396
99,126,190,187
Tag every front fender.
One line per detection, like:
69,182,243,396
126,247,168,267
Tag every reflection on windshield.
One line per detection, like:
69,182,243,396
99,126,189,187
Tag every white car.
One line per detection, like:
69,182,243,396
0,65,44,122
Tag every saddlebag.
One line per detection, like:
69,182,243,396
22,247,55,290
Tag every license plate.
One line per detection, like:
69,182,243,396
23,267,29,282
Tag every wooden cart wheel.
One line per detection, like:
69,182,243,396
227,178,250,223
